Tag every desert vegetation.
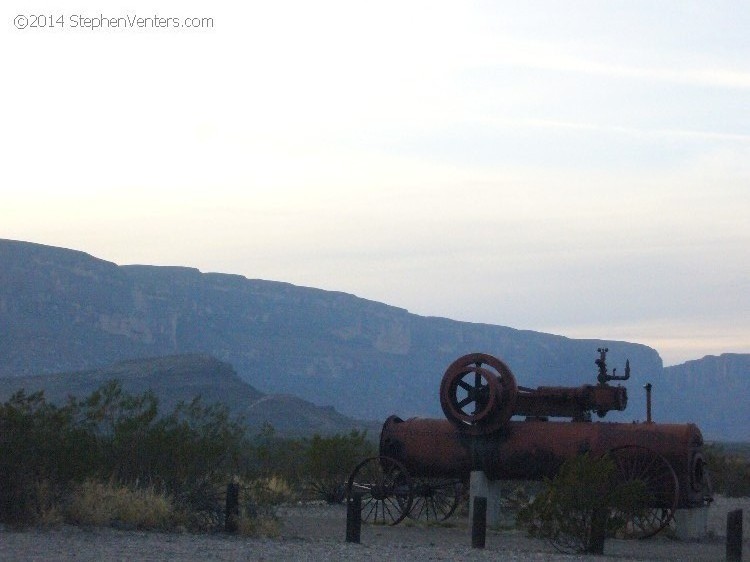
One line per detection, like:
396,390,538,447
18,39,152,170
512,443,750,554
0,381,375,532
703,442,750,497
2,379,747,545
516,453,649,553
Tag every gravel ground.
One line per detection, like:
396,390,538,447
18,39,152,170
0,498,747,561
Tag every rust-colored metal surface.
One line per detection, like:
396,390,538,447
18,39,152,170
351,349,711,535
380,415,707,509
514,384,627,420
439,349,628,434
439,353,518,434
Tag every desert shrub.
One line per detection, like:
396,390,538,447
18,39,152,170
0,382,379,529
73,382,249,523
0,390,97,524
237,428,374,504
304,430,375,503
72,380,160,481
703,444,750,497
247,475,295,505
136,397,248,529
67,480,173,529
227,475,296,527
517,453,647,553
74,383,232,484
148,397,245,487
0,382,248,527
242,424,308,488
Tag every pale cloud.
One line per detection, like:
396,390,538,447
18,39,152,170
473,37,750,90
524,119,750,144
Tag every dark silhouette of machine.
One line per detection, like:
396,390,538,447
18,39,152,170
347,349,712,539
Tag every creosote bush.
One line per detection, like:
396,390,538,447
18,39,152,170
304,430,375,503
0,382,246,527
703,444,750,497
0,390,92,524
517,453,647,554
0,381,378,529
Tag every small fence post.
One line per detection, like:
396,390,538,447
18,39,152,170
472,496,487,548
726,509,743,562
225,482,239,533
346,492,362,543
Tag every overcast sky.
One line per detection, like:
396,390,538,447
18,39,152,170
3,1,749,366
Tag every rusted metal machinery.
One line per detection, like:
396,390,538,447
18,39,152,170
347,349,712,538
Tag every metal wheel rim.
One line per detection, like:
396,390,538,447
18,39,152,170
440,353,518,434
407,479,462,522
607,445,679,539
346,456,413,525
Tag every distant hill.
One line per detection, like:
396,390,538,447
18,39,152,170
660,354,750,442
0,354,377,436
0,238,746,441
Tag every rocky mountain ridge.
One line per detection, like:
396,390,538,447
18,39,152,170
660,353,749,442
0,239,746,440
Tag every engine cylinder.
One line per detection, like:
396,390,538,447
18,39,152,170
379,415,707,508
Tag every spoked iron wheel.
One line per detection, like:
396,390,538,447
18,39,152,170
439,353,518,435
407,478,462,523
607,445,679,539
346,456,413,525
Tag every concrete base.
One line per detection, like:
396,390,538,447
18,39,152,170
673,507,709,540
469,471,505,528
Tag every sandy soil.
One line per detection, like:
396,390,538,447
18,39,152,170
0,498,747,561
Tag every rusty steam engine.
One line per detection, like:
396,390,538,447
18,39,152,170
347,349,712,538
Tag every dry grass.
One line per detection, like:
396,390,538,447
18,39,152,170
229,476,290,537
247,475,295,505
67,480,173,529
19,475,300,536
32,480,65,526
